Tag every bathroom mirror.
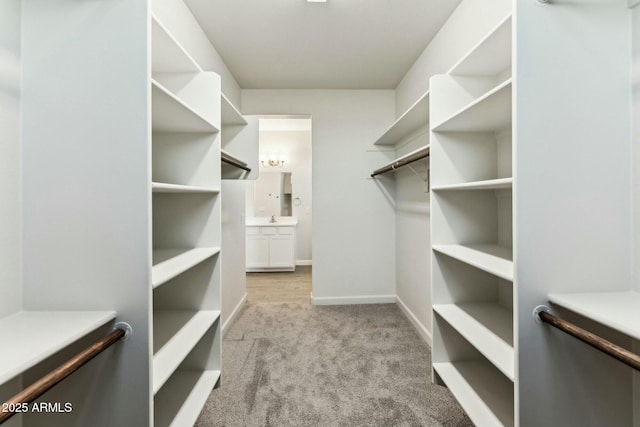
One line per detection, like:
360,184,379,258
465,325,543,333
252,172,293,217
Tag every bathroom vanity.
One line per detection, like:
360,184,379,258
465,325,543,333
246,217,297,272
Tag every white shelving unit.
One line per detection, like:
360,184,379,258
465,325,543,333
373,91,430,147
432,178,512,191
430,12,514,427
152,248,221,289
152,16,201,74
433,303,514,380
152,81,219,133
370,93,430,181
152,183,220,194
432,79,512,133
152,310,221,393
154,369,221,427
433,245,513,282
432,361,514,427
220,94,259,180
150,13,222,426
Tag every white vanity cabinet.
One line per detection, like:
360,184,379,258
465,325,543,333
246,218,297,271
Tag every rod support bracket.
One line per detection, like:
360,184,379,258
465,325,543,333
533,305,551,324
114,322,133,341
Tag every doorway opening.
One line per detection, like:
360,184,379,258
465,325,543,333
245,115,313,303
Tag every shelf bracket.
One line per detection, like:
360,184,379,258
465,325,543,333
406,164,430,193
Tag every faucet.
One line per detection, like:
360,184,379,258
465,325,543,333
269,215,276,223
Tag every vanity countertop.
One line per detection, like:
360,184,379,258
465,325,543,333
246,216,298,227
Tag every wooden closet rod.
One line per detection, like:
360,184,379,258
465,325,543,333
371,146,430,178
537,310,640,372
0,324,131,424
221,156,251,172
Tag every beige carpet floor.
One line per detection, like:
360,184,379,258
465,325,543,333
196,302,472,427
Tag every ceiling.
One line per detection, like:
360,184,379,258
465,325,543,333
184,0,463,90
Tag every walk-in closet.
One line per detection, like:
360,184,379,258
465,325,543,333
1,0,638,426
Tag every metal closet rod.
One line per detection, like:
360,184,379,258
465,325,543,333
371,146,430,178
221,156,251,172
536,308,640,372
0,323,131,424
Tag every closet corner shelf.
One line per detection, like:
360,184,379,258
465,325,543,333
433,244,513,281
153,310,220,394
432,79,512,133
152,182,220,194
152,247,220,289
373,91,430,146
434,303,514,380
432,177,512,191
547,291,640,340
0,310,117,384
152,80,219,133
221,93,247,126
151,15,201,74
433,361,514,427
448,13,512,77
154,369,221,427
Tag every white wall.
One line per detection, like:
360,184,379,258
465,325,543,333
256,129,313,264
21,1,151,424
390,0,512,341
221,180,247,334
632,1,640,294
0,0,21,319
252,172,282,217
153,0,241,107
632,3,640,426
394,0,512,116
516,1,632,425
393,129,431,342
242,90,396,304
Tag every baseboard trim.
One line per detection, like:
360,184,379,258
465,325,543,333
396,295,432,347
296,260,313,266
222,293,247,337
311,294,396,306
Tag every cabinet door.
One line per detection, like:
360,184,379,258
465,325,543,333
246,235,269,268
269,235,294,268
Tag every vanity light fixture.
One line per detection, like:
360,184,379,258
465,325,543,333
307,0,327,3
260,153,286,168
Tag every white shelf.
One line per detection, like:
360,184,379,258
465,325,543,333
152,182,220,194
433,244,513,281
152,248,220,289
374,91,430,146
154,369,221,427
547,291,640,340
152,16,201,74
449,14,512,76
152,80,219,133
432,178,513,191
433,79,512,132
153,310,220,394
434,303,514,380
433,361,514,427
221,93,247,126
0,310,117,384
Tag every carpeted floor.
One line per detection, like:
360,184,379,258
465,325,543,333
196,303,472,427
